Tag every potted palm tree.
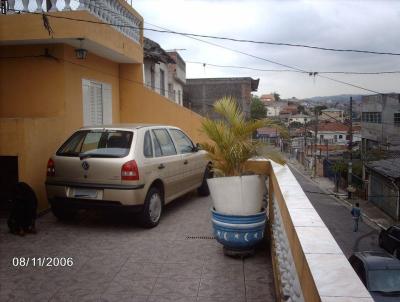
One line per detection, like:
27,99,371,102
201,96,286,255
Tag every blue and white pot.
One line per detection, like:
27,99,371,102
211,208,267,250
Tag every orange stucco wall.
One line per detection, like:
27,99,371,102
119,64,208,144
0,44,121,210
0,10,143,64
1,44,207,211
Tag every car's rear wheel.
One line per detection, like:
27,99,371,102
141,187,163,228
51,204,77,221
198,165,212,196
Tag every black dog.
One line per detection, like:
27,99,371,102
7,182,38,236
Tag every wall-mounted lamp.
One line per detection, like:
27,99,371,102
75,38,87,60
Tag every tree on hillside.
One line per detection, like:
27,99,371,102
314,105,328,115
250,96,267,120
297,105,306,114
273,93,281,102
289,121,303,129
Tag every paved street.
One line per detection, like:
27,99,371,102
289,165,384,258
0,193,275,302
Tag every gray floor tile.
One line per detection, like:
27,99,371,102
148,295,197,302
198,277,245,298
0,195,275,301
107,278,156,296
152,277,200,297
197,297,246,302
159,262,203,278
244,262,275,282
202,262,244,280
116,262,162,280
245,279,275,300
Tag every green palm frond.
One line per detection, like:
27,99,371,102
201,96,286,176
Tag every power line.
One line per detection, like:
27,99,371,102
145,22,385,95
8,4,400,57
5,8,388,94
187,61,400,75
187,61,305,73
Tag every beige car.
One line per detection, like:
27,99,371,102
45,124,211,227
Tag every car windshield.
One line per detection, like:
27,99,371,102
57,130,133,158
368,269,400,293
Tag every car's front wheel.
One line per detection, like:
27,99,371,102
141,187,163,228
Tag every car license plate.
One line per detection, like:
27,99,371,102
73,188,98,199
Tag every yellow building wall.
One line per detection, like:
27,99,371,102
119,64,208,144
0,10,143,64
0,45,208,212
0,44,121,211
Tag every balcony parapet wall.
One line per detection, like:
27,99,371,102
245,159,374,302
6,0,143,45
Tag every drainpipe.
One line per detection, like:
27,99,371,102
392,179,400,220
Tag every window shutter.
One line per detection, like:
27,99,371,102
82,79,91,126
102,83,112,124
82,79,112,126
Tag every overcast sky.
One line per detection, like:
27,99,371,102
132,0,400,99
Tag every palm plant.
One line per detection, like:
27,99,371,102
201,96,286,177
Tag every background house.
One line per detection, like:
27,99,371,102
365,158,400,220
319,108,345,123
289,114,313,125
0,1,207,212
166,51,186,106
143,37,175,98
260,93,276,104
183,77,259,119
361,93,400,155
309,122,361,145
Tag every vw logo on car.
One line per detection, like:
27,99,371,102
81,161,90,170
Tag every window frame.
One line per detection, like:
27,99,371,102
151,128,177,157
168,128,195,154
56,130,133,158
143,130,154,158
394,113,400,126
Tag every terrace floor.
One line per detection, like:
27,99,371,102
0,193,275,302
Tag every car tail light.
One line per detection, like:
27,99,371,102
47,158,55,177
121,160,139,181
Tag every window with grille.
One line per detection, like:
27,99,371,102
82,79,112,126
394,113,400,126
160,69,165,96
361,112,382,123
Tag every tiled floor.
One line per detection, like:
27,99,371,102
0,193,275,302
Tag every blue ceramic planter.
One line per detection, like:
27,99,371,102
211,208,267,250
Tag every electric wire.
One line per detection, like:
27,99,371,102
186,61,400,75
4,8,392,94
8,4,400,56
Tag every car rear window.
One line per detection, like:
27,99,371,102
57,130,133,158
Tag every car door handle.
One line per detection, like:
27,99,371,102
158,164,165,169
184,160,188,165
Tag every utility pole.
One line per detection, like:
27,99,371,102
348,97,353,199
304,122,307,169
326,139,329,160
313,109,319,178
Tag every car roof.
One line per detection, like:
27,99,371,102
79,124,180,131
353,251,400,270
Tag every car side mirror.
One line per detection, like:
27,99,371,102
192,143,200,152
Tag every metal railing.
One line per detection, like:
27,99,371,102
4,0,142,44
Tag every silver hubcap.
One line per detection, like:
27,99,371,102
149,193,162,223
